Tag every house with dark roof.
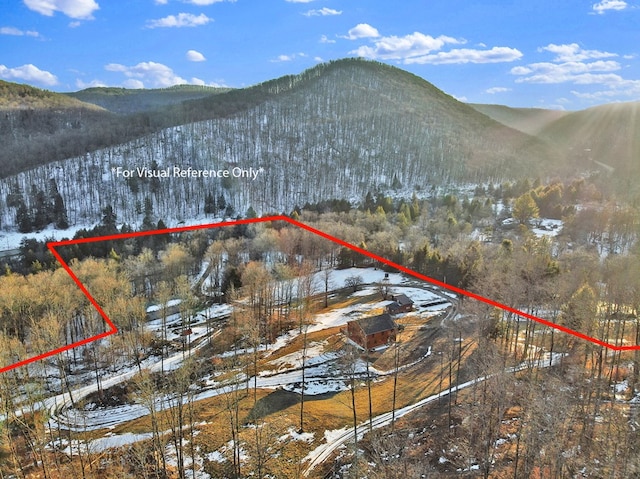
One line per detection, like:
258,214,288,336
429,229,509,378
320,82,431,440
386,293,414,315
346,313,396,350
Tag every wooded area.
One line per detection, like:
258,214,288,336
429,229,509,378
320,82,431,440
0,172,639,477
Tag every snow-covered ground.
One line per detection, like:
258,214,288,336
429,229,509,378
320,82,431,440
532,218,563,238
30,267,452,457
0,222,94,250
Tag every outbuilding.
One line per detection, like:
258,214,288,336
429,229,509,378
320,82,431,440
386,293,414,314
346,313,397,350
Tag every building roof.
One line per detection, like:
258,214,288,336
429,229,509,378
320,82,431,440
386,302,402,313
352,313,396,336
391,294,413,306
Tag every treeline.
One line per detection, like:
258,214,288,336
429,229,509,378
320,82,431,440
5,178,68,232
0,106,171,179
0,174,639,477
66,85,229,115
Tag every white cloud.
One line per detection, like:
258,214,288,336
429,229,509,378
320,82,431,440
23,0,99,20
571,79,640,99
592,0,627,14
184,0,231,4
314,56,323,62
69,21,81,28
319,34,335,44
270,52,307,62
146,13,211,28
188,76,226,87
540,43,617,62
404,46,522,65
347,27,520,66
303,7,341,16
186,49,206,62
105,61,189,88
76,78,107,89
0,26,40,37
350,32,463,61
123,79,145,89
153,0,232,3
512,44,640,101
511,60,621,83
486,87,511,94
0,63,58,86
510,43,630,88
344,23,379,40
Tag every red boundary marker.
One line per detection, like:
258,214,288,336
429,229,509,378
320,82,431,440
1,215,637,374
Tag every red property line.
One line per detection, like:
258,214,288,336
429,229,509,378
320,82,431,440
1,215,635,374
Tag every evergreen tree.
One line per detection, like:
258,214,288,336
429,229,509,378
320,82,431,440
142,197,154,231
246,206,258,219
410,193,420,220
391,173,402,190
48,178,68,228
101,205,117,233
31,186,50,230
204,192,216,215
217,193,227,212
513,192,539,225
52,193,69,229
16,200,33,233
363,191,375,212
126,176,139,194
149,160,161,194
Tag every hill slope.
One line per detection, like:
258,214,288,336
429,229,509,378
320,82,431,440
0,59,564,229
0,80,104,110
537,101,640,178
66,84,231,114
169,58,558,181
1,59,556,182
469,103,568,136
0,80,120,177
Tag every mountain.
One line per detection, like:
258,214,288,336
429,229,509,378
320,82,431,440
6,59,636,229
468,103,568,136
0,83,226,178
66,84,231,115
470,100,640,194
0,59,565,230
536,101,640,179
0,80,104,111
1,59,557,182
0,80,120,177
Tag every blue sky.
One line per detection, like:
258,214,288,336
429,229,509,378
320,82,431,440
1,0,639,109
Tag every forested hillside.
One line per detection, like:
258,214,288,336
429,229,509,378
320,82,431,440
469,103,568,136
0,80,144,178
0,59,559,231
472,100,640,185
537,101,640,181
66,84,230,115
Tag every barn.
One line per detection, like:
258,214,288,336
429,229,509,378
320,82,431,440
346,313,397,350
386,293,414,314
